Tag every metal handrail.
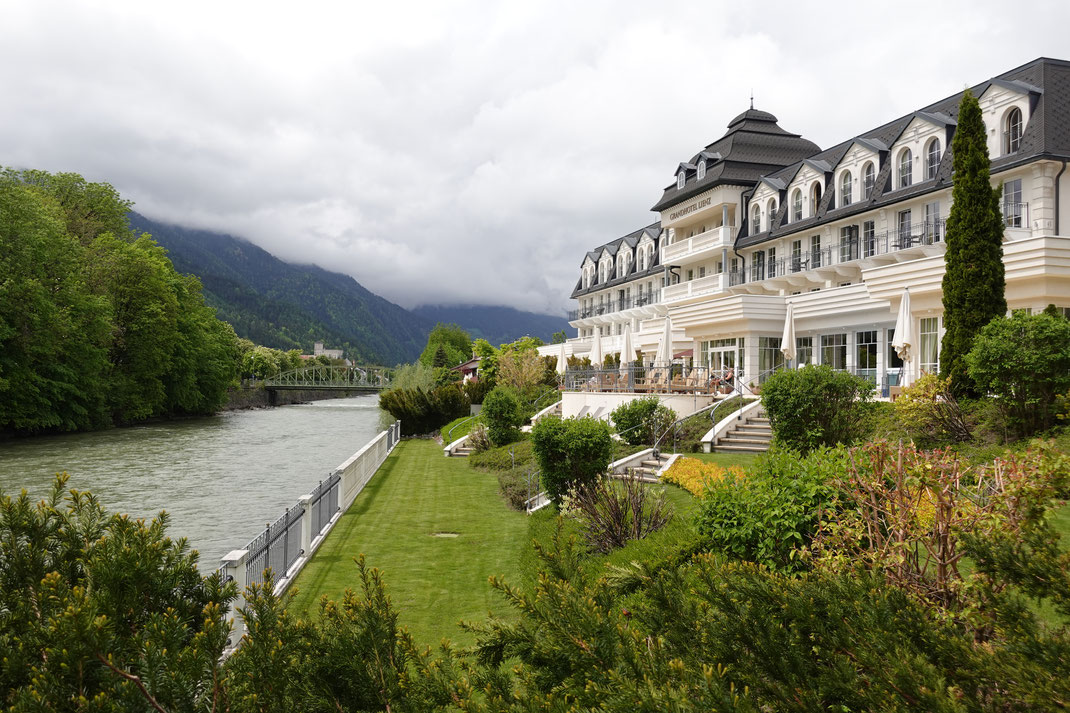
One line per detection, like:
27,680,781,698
445,415,479,443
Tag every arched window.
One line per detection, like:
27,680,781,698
697,160,706,180
677,171,685,190
751,204,762,234
863,162,875,199
637,246,647,271
810,182,822,216
926,138,942,180
792,189,803,222
898,149,912,189
767,199,778,229
617,252,629,277
1004,107,1023,153
840,171,853,207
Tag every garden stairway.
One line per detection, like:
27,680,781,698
627,452,672,481
714,412,772,453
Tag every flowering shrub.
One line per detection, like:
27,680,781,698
661,457,744,497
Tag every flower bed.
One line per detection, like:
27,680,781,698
662,456,745,497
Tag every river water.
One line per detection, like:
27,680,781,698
0,396,384,567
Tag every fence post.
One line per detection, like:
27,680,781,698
220,549,249,648
299,494,313,558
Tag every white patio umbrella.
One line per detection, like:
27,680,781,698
780,302,797,364
654,315,674,365
891,288,914,387
618,323,634,375
555,341,567,375
589,328,604,368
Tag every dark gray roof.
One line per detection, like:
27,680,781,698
651,108,822,212
571,221,663,299
736,57,1070,249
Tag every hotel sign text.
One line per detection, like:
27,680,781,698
668,196,712,222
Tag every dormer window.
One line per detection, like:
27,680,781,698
792,189,803,222
898,148,913,189
840,171,853,207
863,161,875,199
1004,107,1023,154
751,204,762,235
677,171,685,190
926,139,941,180
697,160,706,180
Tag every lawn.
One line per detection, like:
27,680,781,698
288,439,529,647
687,451,761,469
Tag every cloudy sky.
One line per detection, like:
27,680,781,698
1,1,1066,315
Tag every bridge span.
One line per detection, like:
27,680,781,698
263,365,391,392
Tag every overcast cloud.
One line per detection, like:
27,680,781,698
1,0,1067,314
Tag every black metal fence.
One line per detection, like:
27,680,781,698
244,504,305,588
310,472,341,537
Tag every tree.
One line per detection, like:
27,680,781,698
965,310,1070,437
941,89,1007,398
432,344,449,368
418,322,471,368
610,396,676,446
531,416,613,503
551,330,567,344
760,365,874,452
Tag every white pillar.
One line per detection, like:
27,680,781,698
220,549,249,648
299,494,313,557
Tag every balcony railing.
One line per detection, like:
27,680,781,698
567,289,663,321
662,224,735,263
743,219,946,283
1002,202,1029,229
662,273,724,302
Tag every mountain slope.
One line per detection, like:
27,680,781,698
411,304,570,346
129,212,432,364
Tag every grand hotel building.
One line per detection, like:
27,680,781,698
542,57,1070,394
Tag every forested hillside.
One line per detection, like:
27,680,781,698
412,304,570,345
0,169,238,433
129,213,432,365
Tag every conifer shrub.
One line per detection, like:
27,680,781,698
378,383,469,435
481,386,524,446
760,364,874,452
531,416,614,504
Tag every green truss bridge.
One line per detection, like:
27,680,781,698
263,365,392,393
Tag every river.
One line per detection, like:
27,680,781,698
0,395,385,567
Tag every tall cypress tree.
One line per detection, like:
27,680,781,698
940,89,1007,397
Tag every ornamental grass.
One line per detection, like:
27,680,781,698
662,456,745,497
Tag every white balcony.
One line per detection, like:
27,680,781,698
662,272,727,302
661,225,734,264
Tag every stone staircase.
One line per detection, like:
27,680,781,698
624,452,672,481
715,412,772,453
451,443,474,457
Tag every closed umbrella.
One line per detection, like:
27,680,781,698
654,315,674,366
780,302,797,364
555,341,567,375
891,288,914,387
589,328,604,368
618,323,634,376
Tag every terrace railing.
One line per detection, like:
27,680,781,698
564,364,743,395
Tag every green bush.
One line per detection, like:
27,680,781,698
482,387,524,446
610,396,676,446
468,438,533,471
966,311,1070,438
760,364,874,452
378,383,469,435
531,416,613,504
696,446,847,572
463,377,494,405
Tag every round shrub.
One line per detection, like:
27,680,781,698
482,387,524,446
610,396,676,446
760,364,874,453
531,416,613,504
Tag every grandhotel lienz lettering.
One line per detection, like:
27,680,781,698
542,57,1070,398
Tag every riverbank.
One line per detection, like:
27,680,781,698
223,385,375,411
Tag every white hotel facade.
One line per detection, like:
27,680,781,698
542,57,1070,396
